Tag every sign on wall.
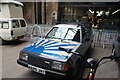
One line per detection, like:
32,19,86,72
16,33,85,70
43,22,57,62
51,11,57,19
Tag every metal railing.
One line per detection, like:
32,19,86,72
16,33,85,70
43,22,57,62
27,24,52,42
93,29,120,48
27,24,120,48
27,24,53,37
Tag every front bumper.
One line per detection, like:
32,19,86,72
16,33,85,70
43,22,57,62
17,59,72,78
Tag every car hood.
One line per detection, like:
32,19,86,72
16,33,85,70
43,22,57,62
23,39,78,61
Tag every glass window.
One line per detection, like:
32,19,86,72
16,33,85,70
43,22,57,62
46,27,58,39
2,22,9,29
60,6,89,23
0,22,9,29
0,22,2,28
103,8,120,30
46,27,77,40
12,20,19,28
91,7,120,30
81,27,87,42
54,27,68,39
64,28,77,40
20,20,26,27
59,2,119,30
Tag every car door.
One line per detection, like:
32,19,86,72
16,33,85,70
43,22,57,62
87,27,93,43
19,20,27,36
0,21,11,40
77,27,89,56
11,20,21,37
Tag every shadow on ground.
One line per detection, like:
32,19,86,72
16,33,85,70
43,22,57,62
2,40,28,46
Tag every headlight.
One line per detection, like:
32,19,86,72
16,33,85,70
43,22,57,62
19,52,28,61
52,61,62,70
51,61,71,71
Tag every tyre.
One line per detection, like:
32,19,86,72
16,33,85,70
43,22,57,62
0,37,6,45
72,60,84,80
71,62,79,80
0,37,3,45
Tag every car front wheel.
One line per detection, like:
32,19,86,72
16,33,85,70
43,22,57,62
72,60,84,80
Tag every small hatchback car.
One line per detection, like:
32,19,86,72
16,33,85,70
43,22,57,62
17,24,93,79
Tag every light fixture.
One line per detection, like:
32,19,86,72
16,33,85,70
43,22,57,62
112,9,120,15
88,9,94,14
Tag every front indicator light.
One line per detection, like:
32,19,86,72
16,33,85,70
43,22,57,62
63,63,70,71
19,52,23,58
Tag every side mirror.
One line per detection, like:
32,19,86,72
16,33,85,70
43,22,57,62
86,58,98,69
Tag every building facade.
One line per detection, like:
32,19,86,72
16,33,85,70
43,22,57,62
22,2,120,45
23,2,120,30
22,2,58,25
58,2,120,30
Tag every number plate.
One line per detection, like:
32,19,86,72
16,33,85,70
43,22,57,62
28,65,46,75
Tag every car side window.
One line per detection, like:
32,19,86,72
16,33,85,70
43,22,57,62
81,27,85,36
0,22,2,29
81,27,87,43
46,27,58,38
2,22,9,29
72,29,80,42
12,20,20,28
65,28,77,40
20,20,26,27
0,22,9,29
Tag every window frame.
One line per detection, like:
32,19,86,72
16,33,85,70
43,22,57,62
20,20,26,27
0,21,9,29
12,20,20,28
46,27,78,41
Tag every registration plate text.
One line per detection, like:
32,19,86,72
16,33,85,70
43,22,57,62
28,65,46,75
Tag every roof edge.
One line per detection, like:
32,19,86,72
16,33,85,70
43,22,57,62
0,0,23,6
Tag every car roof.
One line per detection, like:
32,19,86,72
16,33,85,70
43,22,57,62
54,24,79,28
0,0,23,6
0,18,25,21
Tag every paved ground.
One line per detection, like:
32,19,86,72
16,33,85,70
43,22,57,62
0,37,120,80
83,44,119,79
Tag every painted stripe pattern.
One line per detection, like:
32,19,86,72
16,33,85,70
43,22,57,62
23,39,78,60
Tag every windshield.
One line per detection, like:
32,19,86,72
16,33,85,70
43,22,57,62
46,27,77,40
